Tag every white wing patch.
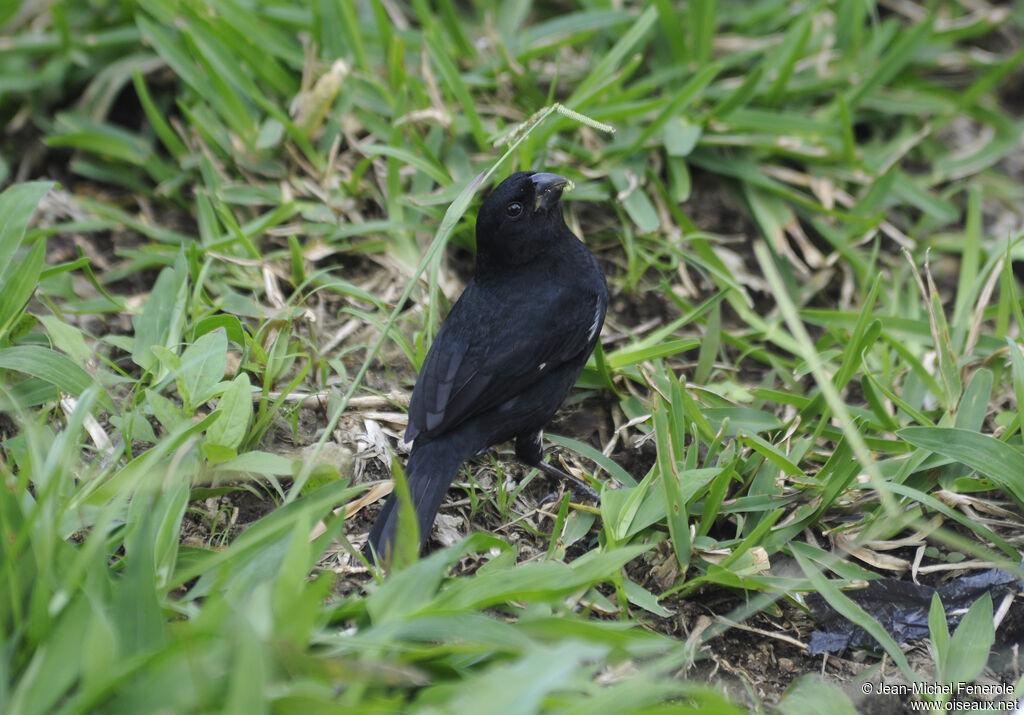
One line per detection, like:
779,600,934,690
538,362,547,371
587,299,602,341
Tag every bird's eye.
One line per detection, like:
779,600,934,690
506,201,523,217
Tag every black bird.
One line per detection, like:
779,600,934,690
365,170,609,562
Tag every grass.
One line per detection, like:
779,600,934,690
2,0,1023,712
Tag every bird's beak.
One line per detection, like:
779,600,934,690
531,172,570,211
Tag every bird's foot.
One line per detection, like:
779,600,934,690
534,459,601,502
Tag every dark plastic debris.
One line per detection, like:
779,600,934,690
806,567,1023,655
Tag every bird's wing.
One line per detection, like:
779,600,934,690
406,279,604,442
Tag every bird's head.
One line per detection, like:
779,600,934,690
474,171,572,273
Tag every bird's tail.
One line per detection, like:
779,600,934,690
365,437,465,562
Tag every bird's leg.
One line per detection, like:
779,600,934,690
514,431,600,501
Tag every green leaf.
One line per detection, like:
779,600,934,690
388,455,421,572
623,576,671,617
655,402,690,571
8,597,90,714
152,481,190,589
606,337,698,368
842,15,933,110
928,592,950,677
178,328,227,410
567,4,658,108
601,475,667,541
942,592,993,686
423,29,487,151
793,550,917,682
0,181,54,289
132,261,187,372
132,68,187,158
426,641,607,715
366,533,510,623
610,167,660,233
110,407,158,444
955,369,993,432
428,544,649,613
1008,340,1024,439
898,427,1024,504
150,345,181,374
46,113,154,165
0,238,45,343
359,143,451,187
929,288,962,411
703,408,782,435
708,65,764,119
663,116,702,157
205,371,252,450
545,433,637,487
146,389,186,431
779,675,858,715
213,450,294,476
169,479,362,589
0,345,111,410
39,315,94,366
201,442,236,464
